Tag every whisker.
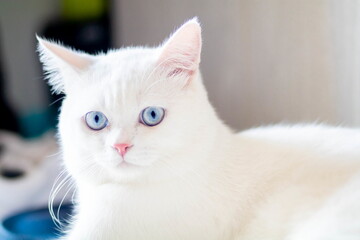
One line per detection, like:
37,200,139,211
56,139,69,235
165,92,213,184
48,154,98,227
49,173,72,228
46,151,62,159
56,181,76,228
49,96,65,107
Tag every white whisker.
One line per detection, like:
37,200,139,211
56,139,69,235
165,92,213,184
48,154,99,228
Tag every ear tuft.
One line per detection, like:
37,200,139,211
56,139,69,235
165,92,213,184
157,18,202,81
36,35,94,94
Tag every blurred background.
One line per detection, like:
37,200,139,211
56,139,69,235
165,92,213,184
1,0,360,238
1,0,360,137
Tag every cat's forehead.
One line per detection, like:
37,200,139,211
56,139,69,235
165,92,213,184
94,47,159,80
76,47,171,110
83,48,159,94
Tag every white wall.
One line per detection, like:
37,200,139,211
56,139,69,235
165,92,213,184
113,0,360,130
0,0,59,115
328,0,360,126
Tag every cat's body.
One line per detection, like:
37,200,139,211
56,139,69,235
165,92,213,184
66,125,360,240
37,19,360,240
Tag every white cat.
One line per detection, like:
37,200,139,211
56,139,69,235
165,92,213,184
37,18,360,240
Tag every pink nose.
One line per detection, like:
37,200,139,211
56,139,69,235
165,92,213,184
113,143,133,157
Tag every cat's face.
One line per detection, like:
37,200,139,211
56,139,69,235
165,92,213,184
39,19,217,184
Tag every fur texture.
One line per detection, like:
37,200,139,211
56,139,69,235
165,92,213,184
37,18,360,240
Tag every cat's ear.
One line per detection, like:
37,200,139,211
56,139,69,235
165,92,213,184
157,18,202,84
37,36,94,94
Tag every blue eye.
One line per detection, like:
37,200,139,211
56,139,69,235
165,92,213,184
140,107,165,127
85,111,108,130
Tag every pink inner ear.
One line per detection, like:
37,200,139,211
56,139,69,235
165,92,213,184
39,38,93,70
167,68,195,78
157,19,202,78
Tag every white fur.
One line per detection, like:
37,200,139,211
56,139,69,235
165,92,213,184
38,19,360,240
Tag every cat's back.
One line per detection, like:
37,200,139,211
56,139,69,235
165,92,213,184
237,124,360,160
231,124,360,239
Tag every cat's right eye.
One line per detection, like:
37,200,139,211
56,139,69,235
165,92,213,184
85,111,108,131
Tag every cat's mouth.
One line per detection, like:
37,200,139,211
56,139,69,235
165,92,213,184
117,160,138,168
103,150,153,170
107,156,143,169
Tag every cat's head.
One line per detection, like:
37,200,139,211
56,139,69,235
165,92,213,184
38,18,221,185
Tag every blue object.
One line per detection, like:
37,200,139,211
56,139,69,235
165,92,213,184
0,205,72,240
19,109,56,139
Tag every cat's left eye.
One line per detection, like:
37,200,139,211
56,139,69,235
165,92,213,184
140,106,165,127
85,111,108,131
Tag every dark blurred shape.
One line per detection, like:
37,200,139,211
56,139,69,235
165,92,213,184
42,15,111,54
39,0,112,128
0,32,20,133
0,169,25,179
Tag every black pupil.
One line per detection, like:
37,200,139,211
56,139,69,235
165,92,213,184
94,115,99,123
151,111,156,119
